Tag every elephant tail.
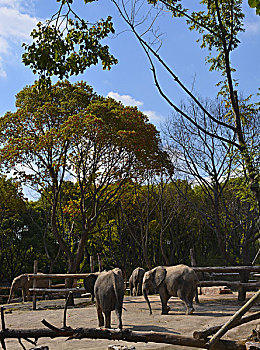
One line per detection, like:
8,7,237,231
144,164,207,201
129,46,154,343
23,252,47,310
111,270,120,308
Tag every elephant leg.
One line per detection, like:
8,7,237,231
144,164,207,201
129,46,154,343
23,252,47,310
195,287,199,304
104,310,111,329
188,287,197,313
22,288,27,302
137,283,142,296
179,289,195,315
115,307,123,329
96,304,104,327
159,289,170,315
184,298,194,315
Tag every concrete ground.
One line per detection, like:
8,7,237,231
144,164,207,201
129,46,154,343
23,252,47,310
1,292,259,350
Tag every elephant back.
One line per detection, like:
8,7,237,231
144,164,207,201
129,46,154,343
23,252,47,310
165,265,198,292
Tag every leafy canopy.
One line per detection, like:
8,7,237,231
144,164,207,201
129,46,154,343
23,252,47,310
0,80,166,193
22,4,117,84
248,0,260,15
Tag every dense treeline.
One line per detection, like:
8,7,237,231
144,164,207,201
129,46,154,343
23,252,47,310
0,81,259,285
0,172,258,283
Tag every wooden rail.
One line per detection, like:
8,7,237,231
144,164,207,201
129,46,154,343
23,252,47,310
18,265,260,309
29,288,87,294
193,266,260,273
28,273,91,279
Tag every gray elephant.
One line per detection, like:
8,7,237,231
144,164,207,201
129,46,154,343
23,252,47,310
142,264,198,315
83,272,100,301
129,267,145,296
7,274,50,303
86,268,124,329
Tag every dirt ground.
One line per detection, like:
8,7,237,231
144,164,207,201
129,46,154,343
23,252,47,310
1,292,259,350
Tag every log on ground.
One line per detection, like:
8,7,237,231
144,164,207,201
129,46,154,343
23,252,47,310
0,321,247,350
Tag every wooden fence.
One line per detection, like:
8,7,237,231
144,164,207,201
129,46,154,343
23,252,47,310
192,266,260,302
2,264,260,308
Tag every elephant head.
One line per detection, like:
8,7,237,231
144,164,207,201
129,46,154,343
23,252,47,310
83,272,99,301
142,266,166,314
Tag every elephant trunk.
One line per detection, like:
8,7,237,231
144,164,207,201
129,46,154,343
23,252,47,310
143,288,152,315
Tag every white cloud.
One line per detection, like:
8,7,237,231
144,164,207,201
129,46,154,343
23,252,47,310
0,7,38,41
0,36,8,54
143,110,164,124
0,0,35,13
0,57,7,78
107,91,144,107
244,20,260,34
107,91,164,125
0,1,38,78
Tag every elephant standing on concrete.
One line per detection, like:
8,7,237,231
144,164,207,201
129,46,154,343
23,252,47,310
85,268,124,329
83,272,100,301
7,274,50,303
142,264,198,315
129,267,145,296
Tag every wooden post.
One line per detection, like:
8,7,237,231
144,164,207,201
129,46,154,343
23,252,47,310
90,256,94,273
97,253,103,272
238,270,249,302
32,260,38,310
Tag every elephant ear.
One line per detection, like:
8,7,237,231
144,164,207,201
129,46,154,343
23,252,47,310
153,266,166,287
83,273,98,293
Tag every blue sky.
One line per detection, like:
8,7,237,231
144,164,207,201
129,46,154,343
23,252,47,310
0,0,259,131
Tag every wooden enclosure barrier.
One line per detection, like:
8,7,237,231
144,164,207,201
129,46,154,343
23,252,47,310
0,287,10,303
28,274,91,310
10,264,260,308
192,266,260,301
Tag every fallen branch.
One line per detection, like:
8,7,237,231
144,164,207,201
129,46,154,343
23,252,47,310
193,311,260,339
0,319,247,350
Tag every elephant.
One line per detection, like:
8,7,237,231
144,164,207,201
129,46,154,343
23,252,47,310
7,274,50,303
85,268,124,329
129,267,145,296
83,272,100,301
142,264,198,315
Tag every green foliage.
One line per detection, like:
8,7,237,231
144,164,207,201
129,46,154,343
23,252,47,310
22,16,117,81
248,0,260,15
0,80,167,274
184,0,244,73
0,176,48,281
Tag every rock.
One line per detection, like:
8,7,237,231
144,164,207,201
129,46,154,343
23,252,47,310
200,286,232,295
108,345,136,350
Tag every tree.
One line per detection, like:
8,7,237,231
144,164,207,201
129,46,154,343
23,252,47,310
248,0,260,15
0,176,47,281
22,1,259,213
116,0,260,206
0,80,166,276
164,96,259,299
